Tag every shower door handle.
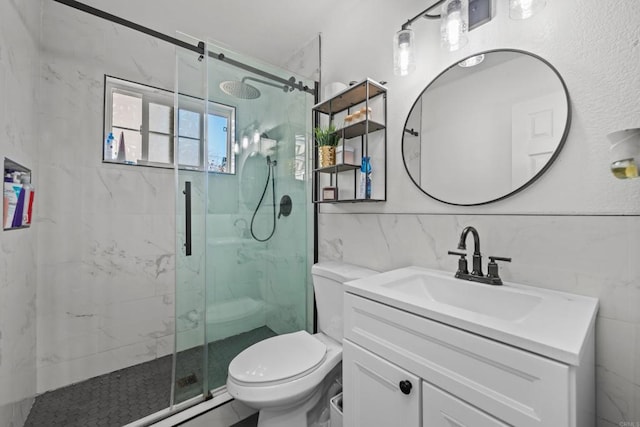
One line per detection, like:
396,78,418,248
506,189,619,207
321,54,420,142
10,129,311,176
184,181,192,256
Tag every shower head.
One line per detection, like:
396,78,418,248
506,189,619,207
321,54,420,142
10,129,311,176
219,80,261,99
220,76,294,100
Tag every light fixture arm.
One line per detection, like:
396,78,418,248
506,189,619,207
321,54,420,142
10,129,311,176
401,0,446,30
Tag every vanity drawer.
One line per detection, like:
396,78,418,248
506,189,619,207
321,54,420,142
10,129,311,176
344,293,570,427
423,381,509,427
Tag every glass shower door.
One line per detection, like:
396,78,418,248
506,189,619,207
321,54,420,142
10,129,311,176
174,37,210,404
175,37,314,402
204,40,313,391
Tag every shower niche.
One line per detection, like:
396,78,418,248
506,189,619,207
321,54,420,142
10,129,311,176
3,158,34,230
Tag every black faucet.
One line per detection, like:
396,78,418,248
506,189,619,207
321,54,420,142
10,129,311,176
457,226,483,276
448,226,511,286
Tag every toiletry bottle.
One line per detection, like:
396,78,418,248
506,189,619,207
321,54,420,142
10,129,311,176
116,131,126,162
365,159,372,199
104,132,115,160
359,157,371,199
9,175,23,228
3,174,11,228
20,176,33,226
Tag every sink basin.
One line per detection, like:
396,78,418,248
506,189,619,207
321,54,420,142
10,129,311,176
344,265,599,365
381,272,541,321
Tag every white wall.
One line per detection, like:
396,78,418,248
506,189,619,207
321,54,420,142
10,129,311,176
0,0,41,425
318,0,640,425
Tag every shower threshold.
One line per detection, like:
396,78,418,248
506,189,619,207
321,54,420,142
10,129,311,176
24,326,275,427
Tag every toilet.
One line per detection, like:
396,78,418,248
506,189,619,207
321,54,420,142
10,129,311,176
226,261,378,427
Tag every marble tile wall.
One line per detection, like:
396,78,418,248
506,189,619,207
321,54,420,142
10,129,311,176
0,0,41,425
36,2,177,392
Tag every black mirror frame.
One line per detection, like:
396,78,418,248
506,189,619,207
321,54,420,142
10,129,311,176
401,48,572,206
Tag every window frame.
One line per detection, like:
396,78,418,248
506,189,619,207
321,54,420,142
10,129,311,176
103,75,236,174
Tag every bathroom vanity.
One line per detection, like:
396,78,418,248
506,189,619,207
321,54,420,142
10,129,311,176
342,266,598,427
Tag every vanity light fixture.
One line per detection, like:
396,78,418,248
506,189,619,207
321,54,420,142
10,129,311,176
509,0,547,20
441,0,469,52
608,128,640,179
393,28,416,76
393,0,492,76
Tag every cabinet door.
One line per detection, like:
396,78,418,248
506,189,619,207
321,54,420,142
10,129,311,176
423,381,508,427
343,340,420,427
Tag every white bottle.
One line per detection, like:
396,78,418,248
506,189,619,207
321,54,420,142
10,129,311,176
20,175,33,226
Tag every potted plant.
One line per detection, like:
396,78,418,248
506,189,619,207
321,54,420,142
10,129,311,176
315,124,339,167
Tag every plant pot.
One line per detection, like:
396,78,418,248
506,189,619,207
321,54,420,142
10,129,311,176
318,146,336,167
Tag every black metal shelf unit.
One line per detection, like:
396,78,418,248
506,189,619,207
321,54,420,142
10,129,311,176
312,78,387,203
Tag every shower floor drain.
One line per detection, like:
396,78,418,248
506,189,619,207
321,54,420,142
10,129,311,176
177,373,199,388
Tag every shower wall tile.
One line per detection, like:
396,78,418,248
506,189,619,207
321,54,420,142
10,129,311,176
0,0,41,424
36,1,179,392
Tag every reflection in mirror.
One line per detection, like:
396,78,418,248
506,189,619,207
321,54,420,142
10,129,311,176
402,49,570,205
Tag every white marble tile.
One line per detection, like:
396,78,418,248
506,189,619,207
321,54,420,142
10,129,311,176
597,366,636,426
0,0,40,421
0,397,34,427
596,318,636,382
156,334,174,358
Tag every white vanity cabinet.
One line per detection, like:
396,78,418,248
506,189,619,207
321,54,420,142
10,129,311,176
343,340,420,426
342,292,596,427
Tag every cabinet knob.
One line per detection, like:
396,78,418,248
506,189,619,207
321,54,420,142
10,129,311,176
399,380,412,395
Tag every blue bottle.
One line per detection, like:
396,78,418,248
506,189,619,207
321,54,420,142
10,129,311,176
359,157,372,199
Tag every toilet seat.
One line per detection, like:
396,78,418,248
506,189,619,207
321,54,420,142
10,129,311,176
226,332,343,410
228,331,327,386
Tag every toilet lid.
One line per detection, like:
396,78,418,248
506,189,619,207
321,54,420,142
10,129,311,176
228,331,327,385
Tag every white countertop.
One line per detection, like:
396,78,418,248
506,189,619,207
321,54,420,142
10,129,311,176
345,266,598,366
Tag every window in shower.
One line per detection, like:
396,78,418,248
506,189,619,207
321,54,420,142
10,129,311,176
103,76,236,174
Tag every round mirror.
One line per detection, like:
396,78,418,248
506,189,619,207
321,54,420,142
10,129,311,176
402,49,571,205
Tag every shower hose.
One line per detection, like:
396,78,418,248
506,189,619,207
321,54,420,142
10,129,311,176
250,157,277,242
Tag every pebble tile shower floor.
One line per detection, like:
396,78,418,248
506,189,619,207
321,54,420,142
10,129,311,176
25,326,276,427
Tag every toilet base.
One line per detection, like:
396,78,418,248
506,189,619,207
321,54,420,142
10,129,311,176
256,364,341,427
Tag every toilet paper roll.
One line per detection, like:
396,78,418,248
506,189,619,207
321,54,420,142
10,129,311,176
324,82,347,100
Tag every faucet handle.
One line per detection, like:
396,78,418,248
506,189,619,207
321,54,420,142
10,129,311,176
448,251,469,277
487,256,511,283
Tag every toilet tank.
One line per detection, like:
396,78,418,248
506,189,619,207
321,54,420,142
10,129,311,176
312,261,378,343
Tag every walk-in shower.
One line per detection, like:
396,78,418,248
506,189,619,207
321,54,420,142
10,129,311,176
24,2,315,425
